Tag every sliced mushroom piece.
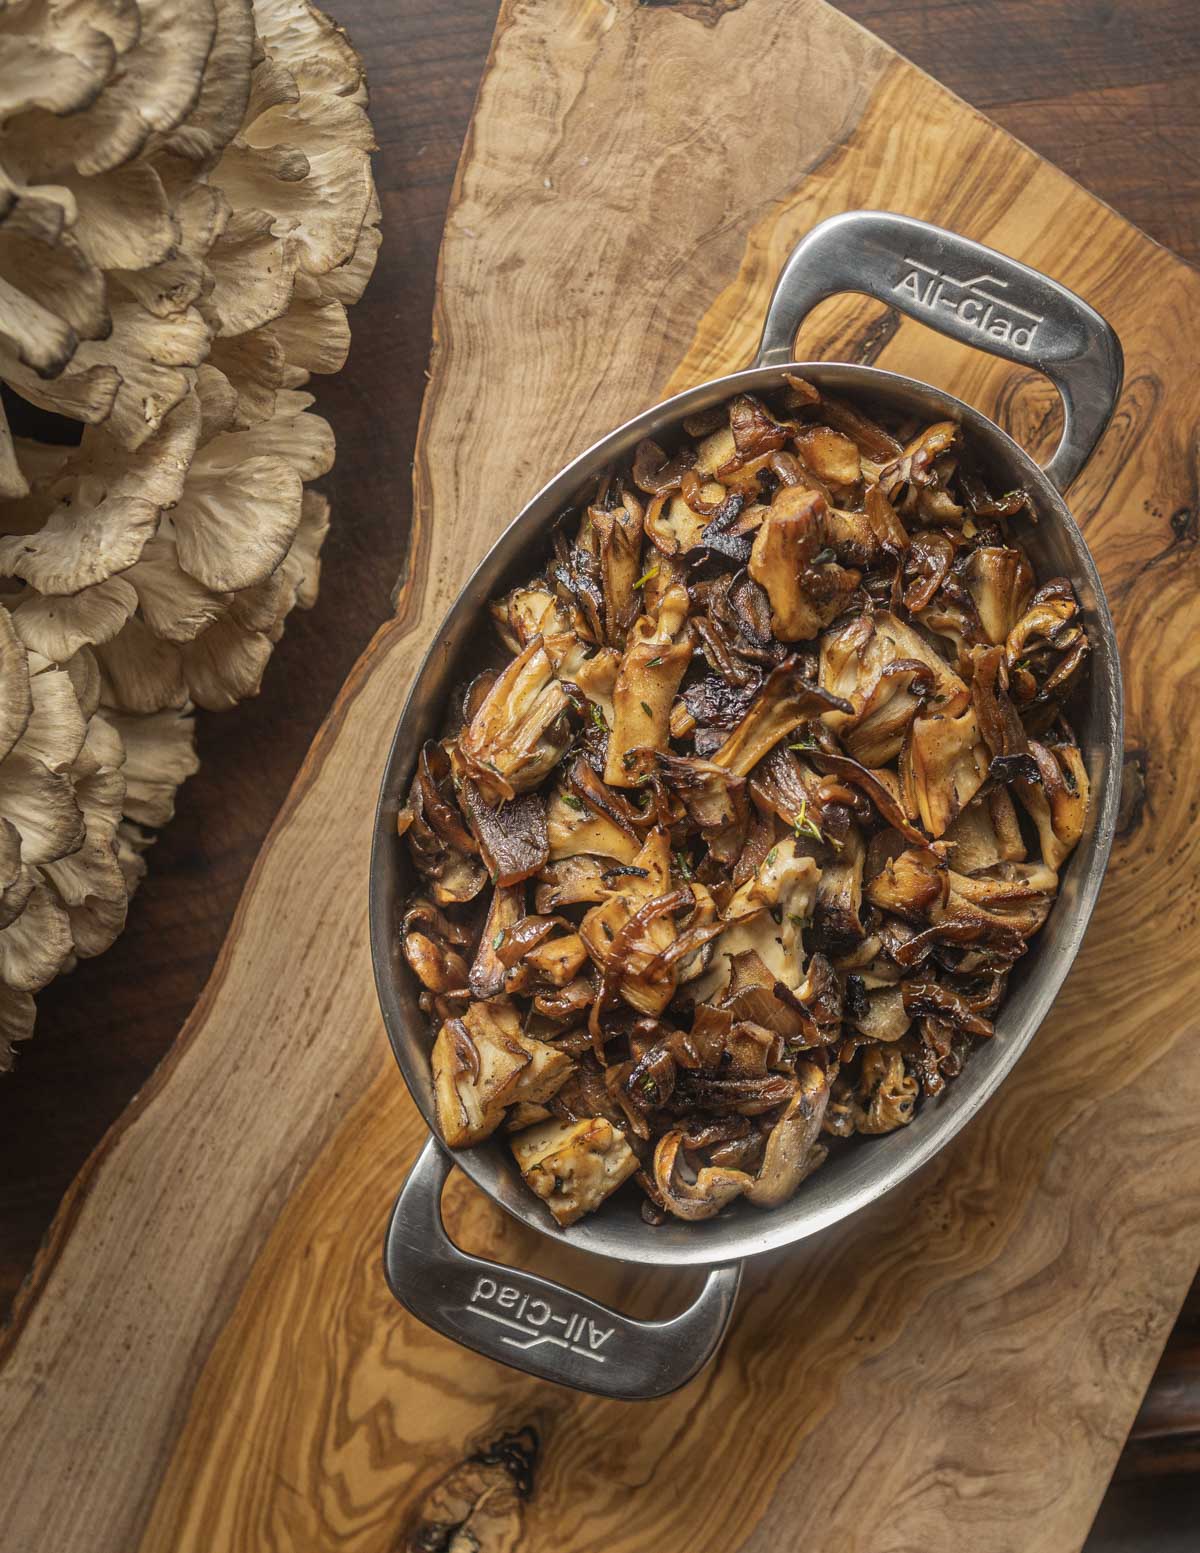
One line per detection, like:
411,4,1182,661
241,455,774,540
899,707,991,838
534,854,618,910
711,658,850,778
748,484,860,641
589,490,644,647
815,394,903,460
854,1044,919,1133
729,394,788,459
399,741,488,906
866,846,949,923
432,998,574,1148
902,980,994,1040
546,789,641,865
533,977,597,1026
864,483,910,554
743,1063,829,1207
458,635,572,804
631,437,694,496
604,583,691,787
403,929,470,1019
653,1129,748,1221
694,839,821,999
793,424,861,489
645,483,725,556
511,1115,640,1225
945,861,1058,940
877,421,959,514
469,884,526,998
525,932,589,988
808,750,930,848
694,425,738,476
820,610,966,763
580,828,681,1016
505,1101,555,1132
961,546,1034,644
1004,581,1088,716
811,822,866,952
969,643,1030,764
822,505,881,567
1014,740,1090,869
850,985,911,1044
943,786,1028,878
570,648,620,728
454,773,548,888
655,752,749,866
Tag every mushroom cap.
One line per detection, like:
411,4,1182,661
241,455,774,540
0,0,380,1059
0,392,200,594
105,705,197,827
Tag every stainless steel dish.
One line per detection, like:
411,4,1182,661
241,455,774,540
372,211,1124,1400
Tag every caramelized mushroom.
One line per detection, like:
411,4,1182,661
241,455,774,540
432,998,574,1148
604,583,692,787
460,636,572,804
400,384,1092,1228
511,1116,639,1225
749,485,860,641
712,658,850,777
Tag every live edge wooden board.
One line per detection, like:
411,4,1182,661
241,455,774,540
2,1,1199,1548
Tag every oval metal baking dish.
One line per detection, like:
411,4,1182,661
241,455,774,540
371,210,1124,1401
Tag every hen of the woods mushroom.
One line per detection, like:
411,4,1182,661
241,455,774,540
399,378,1092,1228
0,0,379,1063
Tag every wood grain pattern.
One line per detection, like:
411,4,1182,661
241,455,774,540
3,0,1199,1497
1,2,1199,1549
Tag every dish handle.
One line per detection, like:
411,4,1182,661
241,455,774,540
754,210,1123,493
384,1137,743,1401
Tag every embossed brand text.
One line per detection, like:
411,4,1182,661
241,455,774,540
467,1276,614,1362
894,256,1043,352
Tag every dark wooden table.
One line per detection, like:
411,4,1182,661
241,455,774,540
0,0,1195,1533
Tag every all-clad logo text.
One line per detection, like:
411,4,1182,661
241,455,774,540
466,1276,614,1363
893,256,1043,352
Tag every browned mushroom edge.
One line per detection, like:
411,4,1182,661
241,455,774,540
396,382,1091,1228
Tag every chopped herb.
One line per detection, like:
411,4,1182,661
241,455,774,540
812,546,835,565
640,700,653,718
561,793,584,810
788,736,817,751
793,796,823,842
788,914,808,928
622,750,637,770
647,655,664,668
492,931,504,950
590,703,608,730
1015,657,1031,673
633,564,660,590
674,850,694,881
765,846,778,865
641,1075,658,1099
601,921,614,941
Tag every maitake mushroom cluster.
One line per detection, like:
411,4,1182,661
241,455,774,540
399,380,1091,1229
0,0,379,1063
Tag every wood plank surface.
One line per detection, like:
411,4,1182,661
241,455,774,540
2,0,1198,1491
1,1,1199,1549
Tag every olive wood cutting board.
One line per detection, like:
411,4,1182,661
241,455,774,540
2,1,1199,1548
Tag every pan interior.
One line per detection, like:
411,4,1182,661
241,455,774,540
369,362,1122,1269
